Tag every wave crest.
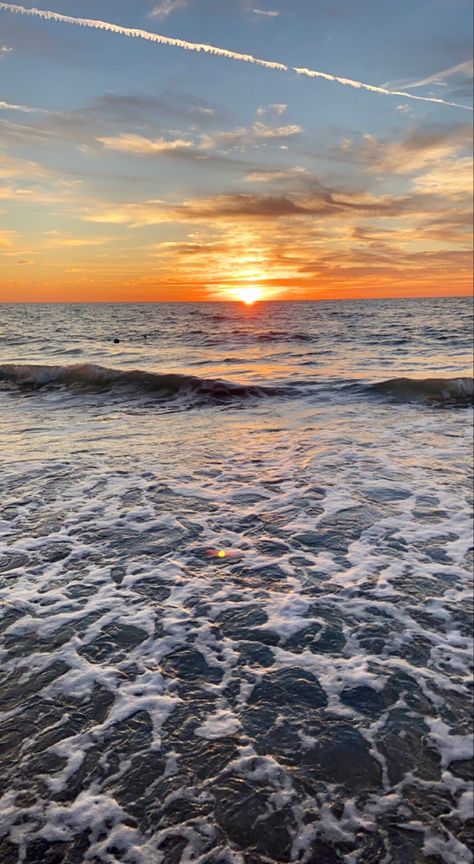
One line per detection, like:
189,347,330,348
370,376,473,406
0,363,278,402
1,365,471,409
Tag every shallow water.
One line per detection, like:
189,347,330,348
0,298,473,864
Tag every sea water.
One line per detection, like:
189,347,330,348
0,298,472,864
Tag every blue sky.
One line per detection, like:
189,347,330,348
0,0,472,300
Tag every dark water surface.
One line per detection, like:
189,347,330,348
0,299,472,864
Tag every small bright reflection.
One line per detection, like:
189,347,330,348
206,549,242,560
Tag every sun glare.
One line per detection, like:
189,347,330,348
237,286,262,305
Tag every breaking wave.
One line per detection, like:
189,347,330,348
369,376,473,406
0,362,280,402
1,365,472,410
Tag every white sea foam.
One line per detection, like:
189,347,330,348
195,709,241,739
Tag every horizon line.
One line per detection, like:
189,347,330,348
1,294,472,305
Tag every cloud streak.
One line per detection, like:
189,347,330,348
149,0,188,19
253,8,280,17
0,99,48,113
98,133,193,155
0,3,471,111
340,123,473,175
404,60,474,90
97,122,303,159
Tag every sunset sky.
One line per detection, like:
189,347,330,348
0,0,472,302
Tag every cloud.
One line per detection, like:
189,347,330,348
149,0,188,19
0,3,471,111
0,183,75,203
252,122,302,138
0,164,91,205
98,133,193,155
77,153,472,303
122,199,473,300
0,99,48,113
101,90,223,124
403,59,474,90
43,234,115,248
414,157,473,198
253,8,280,17
82,194,302,226
0,114,101,153
0,110,271,180
82,185,437,228
0,229,15,248
245,166,306,182
95,92,219,124
0,90,224,157
97,122,302,158
0,153,46,179
341,123,473,175
257,103,287,116
0,43,12,58
6,161,467,301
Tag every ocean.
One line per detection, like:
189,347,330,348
0,297,472,864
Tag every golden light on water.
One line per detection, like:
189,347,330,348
206,549,243,560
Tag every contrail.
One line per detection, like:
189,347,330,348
403,59,473,90
0,2,287,70
0,2,471,111
291,66,473,110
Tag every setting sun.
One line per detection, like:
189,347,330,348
236,286,263,305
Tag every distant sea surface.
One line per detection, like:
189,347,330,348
0,298,473,864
